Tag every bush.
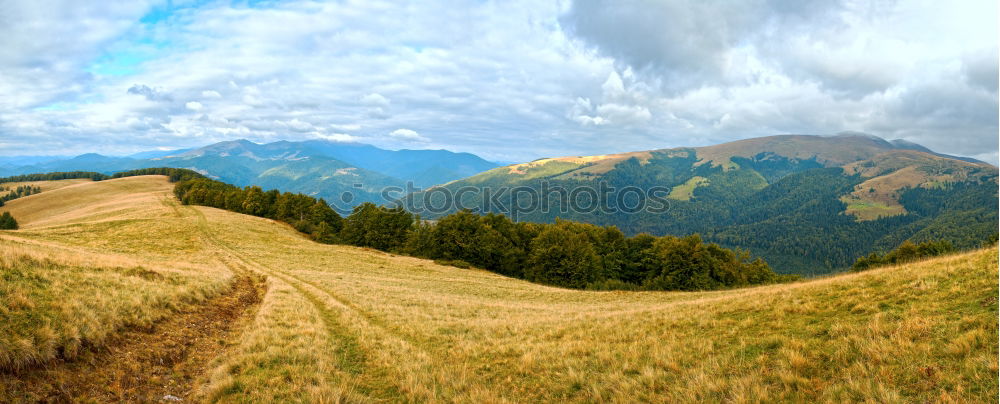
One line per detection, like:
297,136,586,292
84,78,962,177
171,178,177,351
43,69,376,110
851,240,955,271
433,259,472,269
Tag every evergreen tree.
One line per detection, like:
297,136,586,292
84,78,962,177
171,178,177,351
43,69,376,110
0,212,18,230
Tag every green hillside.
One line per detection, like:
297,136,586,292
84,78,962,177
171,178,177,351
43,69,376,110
409,135,998,274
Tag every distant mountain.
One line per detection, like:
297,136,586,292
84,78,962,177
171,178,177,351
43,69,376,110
171,139,497,188
0,155,71,170
0,139,499,211
126,148,194,159
408,134,998,275
5,153,143,175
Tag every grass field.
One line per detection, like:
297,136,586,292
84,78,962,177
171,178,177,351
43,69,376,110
1,176,996,402
667,176,709,201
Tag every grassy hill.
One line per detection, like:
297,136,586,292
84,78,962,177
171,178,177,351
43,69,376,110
411,134,998,274
0,176,996,402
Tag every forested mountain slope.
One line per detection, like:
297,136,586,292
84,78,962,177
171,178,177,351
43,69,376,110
411,134,998,274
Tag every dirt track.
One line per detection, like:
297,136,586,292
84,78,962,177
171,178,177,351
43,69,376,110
0,274,264,403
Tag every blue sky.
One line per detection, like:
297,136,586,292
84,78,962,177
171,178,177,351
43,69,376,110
0,0,997,163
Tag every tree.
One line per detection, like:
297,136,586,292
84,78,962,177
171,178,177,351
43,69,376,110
340,203,413,251
241,186,268,216
430,210,483,261
0,212,18,230
525,224,600,288
402,216,436,257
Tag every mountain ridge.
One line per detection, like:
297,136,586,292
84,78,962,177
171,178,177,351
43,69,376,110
411,134,997,274
0,139,501,210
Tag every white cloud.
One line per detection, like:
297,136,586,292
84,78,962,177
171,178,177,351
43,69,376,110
361,93,390,107
0,0,993,163
317,133,359,143
185,101,203,111
330,123,362,131
388,128,430,143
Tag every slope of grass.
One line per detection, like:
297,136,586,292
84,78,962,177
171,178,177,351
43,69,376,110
0,179,93,199
668,176,709,201
0,177,232,370
841,195,906,221
1,176,996,402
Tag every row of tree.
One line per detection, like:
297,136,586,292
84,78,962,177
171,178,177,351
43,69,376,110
347,205,795,290
174,178,343,243
850,240,955,271
0,168,206,185
173,174,795,291
0,185,41,206
110,167,205,182
0,171,108,183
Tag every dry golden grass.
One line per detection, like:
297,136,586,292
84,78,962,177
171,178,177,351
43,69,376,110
2,176,997,402
0,177,232,371
0,179,93,199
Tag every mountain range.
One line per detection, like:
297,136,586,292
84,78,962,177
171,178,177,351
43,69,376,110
409,133,998,274
0,139,499,210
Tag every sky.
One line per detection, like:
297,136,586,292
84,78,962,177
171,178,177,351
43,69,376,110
0,0,997,163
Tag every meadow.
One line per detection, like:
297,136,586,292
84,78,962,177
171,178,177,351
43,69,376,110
0,176,996,402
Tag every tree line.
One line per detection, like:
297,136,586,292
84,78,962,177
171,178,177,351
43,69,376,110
174,174,797,291
174,178,343,243
0,185,41,206
0,171,108,184
0,167,206,185
850,240,955,271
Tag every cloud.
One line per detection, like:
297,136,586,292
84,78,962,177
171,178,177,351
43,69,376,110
185,101,203,111
560,0,845,93
361,93,391,119
569,71,652,126
127,84,172,101
963,49,999,94
317,133,359,143
0,0,993,164
330,123,362,132
361,93,390,107
388,128,430,143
